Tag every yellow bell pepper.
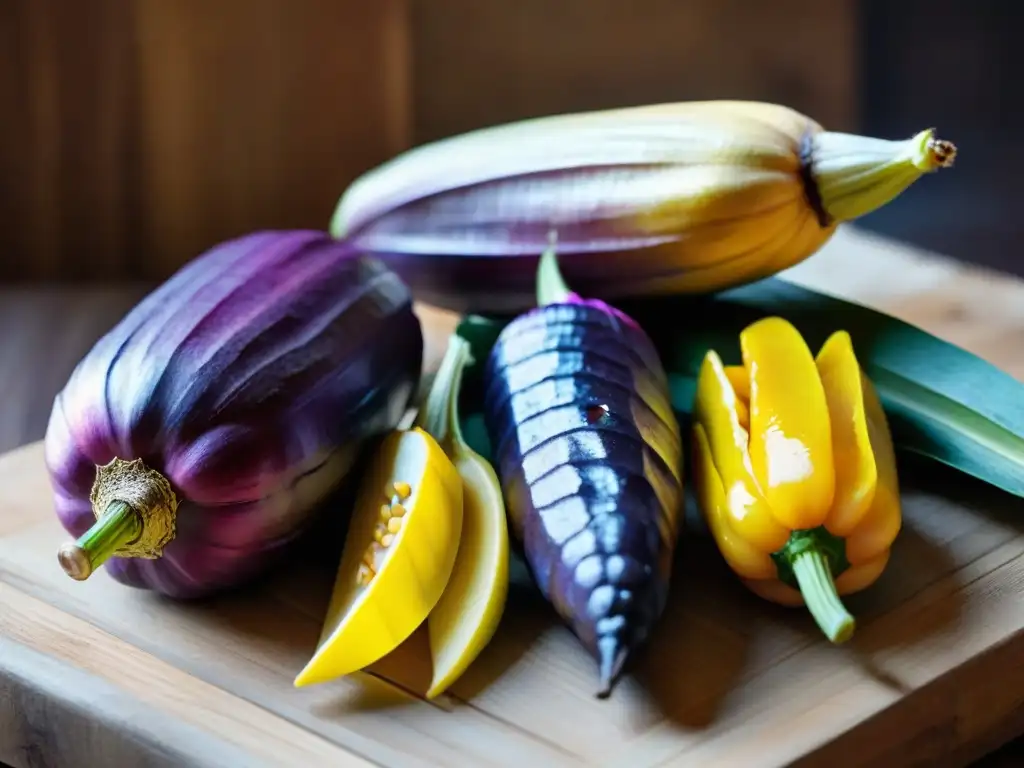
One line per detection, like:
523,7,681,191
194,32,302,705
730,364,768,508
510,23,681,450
691,316,902,643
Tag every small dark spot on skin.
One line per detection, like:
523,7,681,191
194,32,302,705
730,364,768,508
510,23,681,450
586,403,610,424
944,303,968,323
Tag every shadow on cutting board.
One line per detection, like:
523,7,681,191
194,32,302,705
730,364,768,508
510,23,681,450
132,439,1023,734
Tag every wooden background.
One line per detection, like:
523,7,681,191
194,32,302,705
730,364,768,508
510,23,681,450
0,0,859,282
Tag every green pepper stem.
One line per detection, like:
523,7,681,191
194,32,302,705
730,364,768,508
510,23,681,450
536,231,573,307
58,501,143,581
790,548,855,643
416,333,473,452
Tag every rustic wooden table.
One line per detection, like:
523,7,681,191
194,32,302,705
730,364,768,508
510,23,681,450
0,226,1023,767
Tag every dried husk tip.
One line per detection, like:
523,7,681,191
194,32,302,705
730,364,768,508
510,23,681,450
810,127,957,224
57,457,179,581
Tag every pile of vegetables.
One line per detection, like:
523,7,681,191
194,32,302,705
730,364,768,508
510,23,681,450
46,99,1024,702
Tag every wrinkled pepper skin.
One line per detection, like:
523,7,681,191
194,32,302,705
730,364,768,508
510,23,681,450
691,316,901,642
45,231,424,598
482,296,684,695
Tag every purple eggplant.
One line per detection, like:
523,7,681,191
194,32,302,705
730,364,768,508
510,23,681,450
45,230,423,599
481,237,684,697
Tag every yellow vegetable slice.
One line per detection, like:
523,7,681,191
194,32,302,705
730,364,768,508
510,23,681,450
723,364,751,402
691,423,776,580
418,334,510,699
842,371,902,565
692,351,789,554
293,428,463,687
815,330,878,537
741,316,836,530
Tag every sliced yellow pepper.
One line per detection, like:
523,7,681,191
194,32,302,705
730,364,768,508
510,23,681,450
418,333,510,700
692,317,902,643
294,427,464,686
295,328,511,698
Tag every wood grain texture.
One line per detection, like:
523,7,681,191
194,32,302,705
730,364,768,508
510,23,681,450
0,285,150,454
0,0,411,282
0,637,264,768
1,0,860,282
410,0,859,143
1,225,1024,766
0,0,140,281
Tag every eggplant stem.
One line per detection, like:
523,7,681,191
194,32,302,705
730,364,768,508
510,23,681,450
58,501,142,581
416,333,473,452
58,456,179,579
536,231,574,307
790,548,855,643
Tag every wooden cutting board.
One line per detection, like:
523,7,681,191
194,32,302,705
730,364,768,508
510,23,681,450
2,226,1024,768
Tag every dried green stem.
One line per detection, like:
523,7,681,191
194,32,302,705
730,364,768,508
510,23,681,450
58,501,142,581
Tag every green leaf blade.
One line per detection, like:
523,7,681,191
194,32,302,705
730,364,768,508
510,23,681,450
622,277,1024,499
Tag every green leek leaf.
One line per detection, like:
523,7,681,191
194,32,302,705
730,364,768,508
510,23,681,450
618,278,1024,499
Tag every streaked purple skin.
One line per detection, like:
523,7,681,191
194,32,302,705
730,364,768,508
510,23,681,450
345,230,685,315
332,111,730,314
329,101,828,314
44,231,423,599
482,293,683,688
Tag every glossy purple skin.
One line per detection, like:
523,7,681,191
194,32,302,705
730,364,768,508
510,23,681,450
482,295,683,681
44,231,423,598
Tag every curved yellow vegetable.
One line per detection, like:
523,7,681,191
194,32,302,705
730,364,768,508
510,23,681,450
419,334,510,699
330,100,957,314
692,317,902,644
293,428,463,687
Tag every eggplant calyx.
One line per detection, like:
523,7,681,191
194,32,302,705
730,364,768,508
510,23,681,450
58,457,179,581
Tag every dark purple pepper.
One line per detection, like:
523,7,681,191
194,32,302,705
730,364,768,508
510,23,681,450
481,238,684,698
45,230,423,599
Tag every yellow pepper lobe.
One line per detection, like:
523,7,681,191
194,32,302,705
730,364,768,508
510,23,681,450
835,550,889,594
294,428,463,687
816,331,878,537
692,424,776,580
742,317,835,530
842,372,902,565
723,365,750,401
694,351,790,554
